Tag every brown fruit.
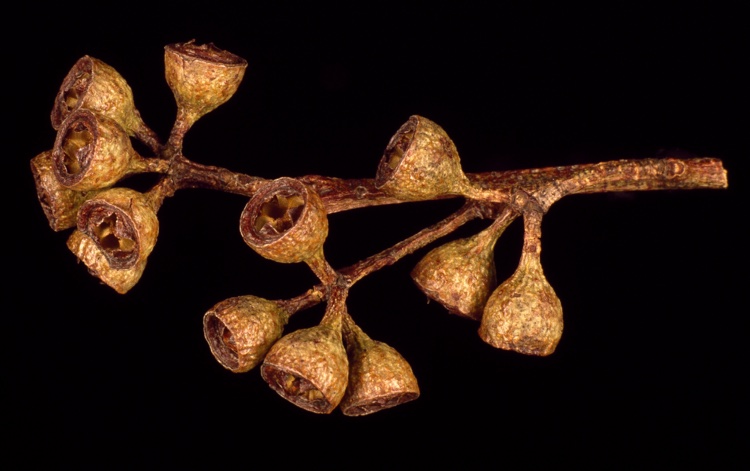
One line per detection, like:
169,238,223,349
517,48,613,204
164,40,248,129
203,296,290,373
68,187,159,294
478,211,563,356
411,219,508,321
375,115,472,201
239,177,328,264
340,315,419,416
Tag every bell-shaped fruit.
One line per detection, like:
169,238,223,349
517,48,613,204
478,211,563,356
67,187,159,294
203,296,290,373
340,315,419,416
164,40,248,130
260,289,348,414
411,218,508,321
52,109,149,191
239,177,328,264
375,115,473,201
50,55,159,152
30,150,92,231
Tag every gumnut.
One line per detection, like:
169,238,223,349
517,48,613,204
50,55,159,152
30,150,92,231
239,177,328,264
67,187,159,294
411,217,509,321
478,210,563,356
340,313,419,416
164,40,248,130
375,115,473,201
203,296,291,373
52,109,149,191
260,287,349,414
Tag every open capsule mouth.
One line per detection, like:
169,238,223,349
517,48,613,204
204,314,240,371
252,190,306,241
239,177,327,263
51,57,94,129
240,178,308,245
261,364,334,414
375,116,417,188
77,200,139,269
166,40,248,67
53,111,97,187
342,391,420,417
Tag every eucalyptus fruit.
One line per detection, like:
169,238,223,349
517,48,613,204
67,187,160,294
164,40,247,150
30,150,92,231
203,296,291,373
29,40,729,416
411,216,511,321
51,55,160,153
341,313,420,416
260,288,349,414
478,209,563,356
52,109,150,191
375,115,474,200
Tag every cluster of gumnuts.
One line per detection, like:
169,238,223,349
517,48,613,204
31,41,726,416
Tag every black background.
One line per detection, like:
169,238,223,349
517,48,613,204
8,4,746,468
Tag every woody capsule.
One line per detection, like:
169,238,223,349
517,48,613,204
340,312,420,416
66,186,161,294
203,295,291,373
260,287,349,414
164,40,248,150
239,177,332,281
27,41,731,418
411,214,511,321
375,115,475,201
50,55,161,153
51,109,157,192
479,204,563,356
30,150,92,231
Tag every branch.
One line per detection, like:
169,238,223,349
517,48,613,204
31,40,729,418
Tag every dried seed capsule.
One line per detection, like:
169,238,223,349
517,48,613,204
52,109,149,191
411,217,510,321
50,56,159,152
30,150,91,231
375,115,473,201
239,177,328,264
340,314,419,416
478,210,563,356
67,187,159,293
260,289,348,414
164,40,248,130
66,230,147,295
203,296,290,373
